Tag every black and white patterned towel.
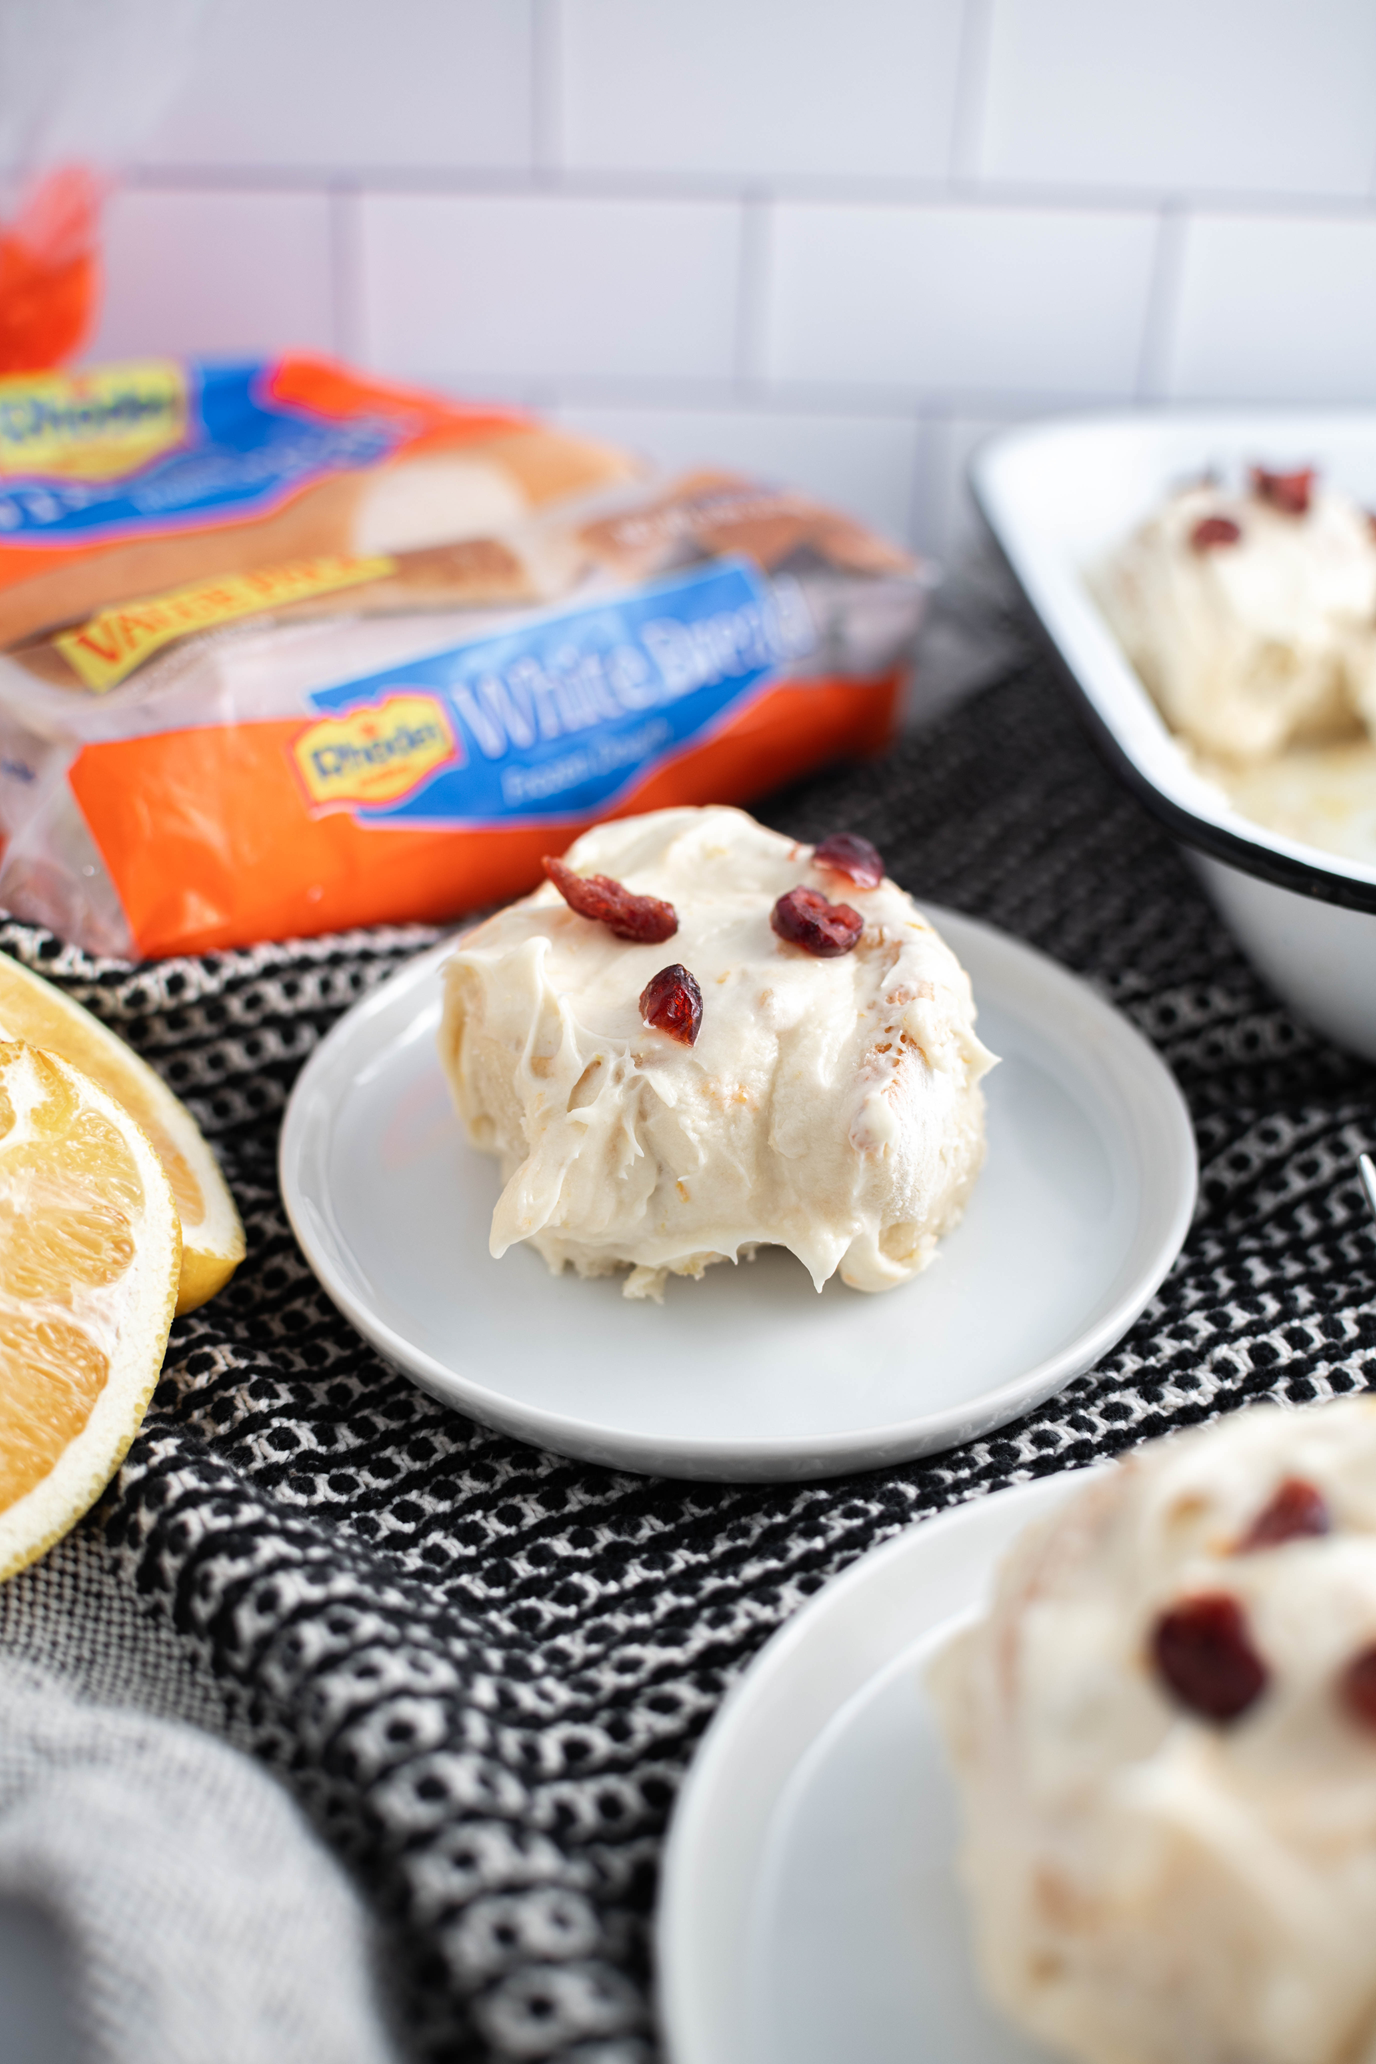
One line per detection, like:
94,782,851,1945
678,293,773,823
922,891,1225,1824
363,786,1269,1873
1,651,1374,2062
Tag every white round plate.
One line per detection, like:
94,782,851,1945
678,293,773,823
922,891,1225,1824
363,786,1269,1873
278,909,1195,1481
657,1472,1085,2064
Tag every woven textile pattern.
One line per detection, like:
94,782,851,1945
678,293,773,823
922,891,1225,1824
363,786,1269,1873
2,660,1375,2061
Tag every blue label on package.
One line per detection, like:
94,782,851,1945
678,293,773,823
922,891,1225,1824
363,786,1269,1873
0,362,398,541
303,557,816,824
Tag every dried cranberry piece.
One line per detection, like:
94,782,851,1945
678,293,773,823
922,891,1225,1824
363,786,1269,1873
543,855,677,944
813,831,885,890
639,964,703,1045
1151,1593,1268,1722
1341,1645,1376,1729
1251,465,1315,517
1190,515,1243,552
1238,1477,1330,1552
771,887,864,958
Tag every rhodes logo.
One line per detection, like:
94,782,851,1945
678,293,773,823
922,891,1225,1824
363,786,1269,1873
0,361,188,480
292,694,460,811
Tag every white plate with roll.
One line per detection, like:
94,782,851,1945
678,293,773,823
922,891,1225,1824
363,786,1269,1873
656,1471,1082,2062
279,907,1195,1482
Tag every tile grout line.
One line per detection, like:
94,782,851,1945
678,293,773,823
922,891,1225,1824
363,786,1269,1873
907,408,946,561
948,0,995,182
530,0,562,182
1135,202,1189,403
328,182,362,363
114,161,1376,223
391,372,1143,416
733,190,773,395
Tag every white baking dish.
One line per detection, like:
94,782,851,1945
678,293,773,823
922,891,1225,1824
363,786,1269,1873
972,411,1376,1061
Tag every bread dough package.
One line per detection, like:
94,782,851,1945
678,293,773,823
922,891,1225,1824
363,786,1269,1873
0,356,929,959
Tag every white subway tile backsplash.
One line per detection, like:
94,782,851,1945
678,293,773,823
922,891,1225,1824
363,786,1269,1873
924,410,1067,558
89,190,335,360
558,0,965,183
766,202,1157,396
357,195,743,386
920,416,998,559
70,4,1376,522
553,404,923,545
1168,213,1376,403
978,0,1376,199
138,0,533,171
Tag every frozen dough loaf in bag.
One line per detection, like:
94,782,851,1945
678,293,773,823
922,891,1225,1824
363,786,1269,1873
0,358,931,958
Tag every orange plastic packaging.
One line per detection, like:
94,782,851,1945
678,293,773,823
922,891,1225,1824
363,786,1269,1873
0,354,928,960
0,169,102,374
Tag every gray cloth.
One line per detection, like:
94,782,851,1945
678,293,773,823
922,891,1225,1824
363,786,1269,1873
0,1657,401,2064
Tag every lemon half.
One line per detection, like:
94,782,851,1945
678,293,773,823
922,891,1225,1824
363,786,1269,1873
0,953,244,1313
0,1040,181,1580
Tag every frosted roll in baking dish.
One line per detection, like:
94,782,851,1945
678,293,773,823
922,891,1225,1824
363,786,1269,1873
439,805,994,1300
930,1400,1376,2064
1096,468,1376,765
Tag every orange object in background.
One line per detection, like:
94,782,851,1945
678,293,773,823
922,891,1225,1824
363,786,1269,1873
0,168,102,372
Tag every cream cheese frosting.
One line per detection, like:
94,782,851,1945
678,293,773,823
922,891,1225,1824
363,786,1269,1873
1201,738,1376,869
1098,478,1376,763
929,1400,1376,2064
438,804,994,1299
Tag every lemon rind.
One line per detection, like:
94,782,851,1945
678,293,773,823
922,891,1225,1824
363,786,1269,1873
0,1045,181,1583
0,952,243,1313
